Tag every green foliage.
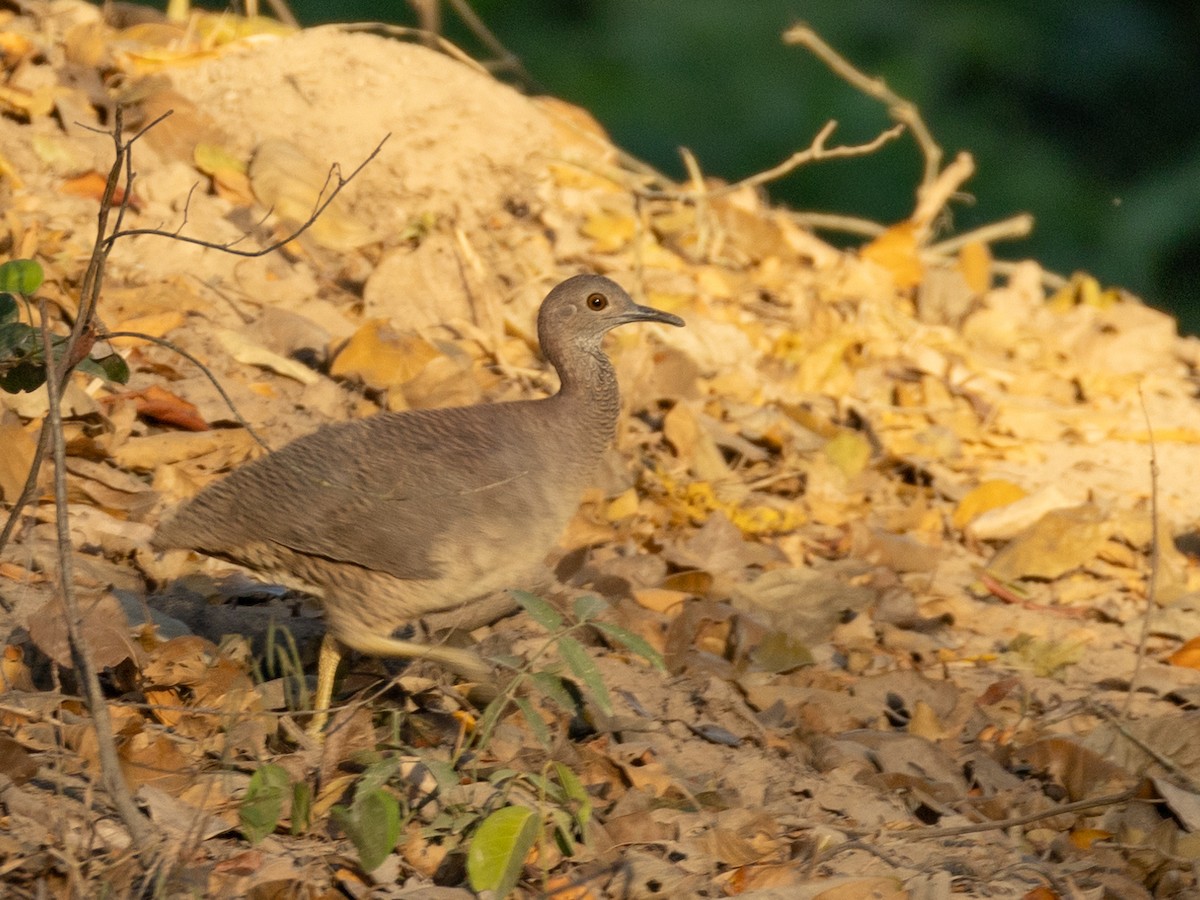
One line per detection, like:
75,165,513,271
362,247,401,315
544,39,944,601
475,592,660,752
290,781,312,836
0,258,129,393
466,805,539,897
0,259,43,294
331,757,404,873
333,788,402,873
239,763,291,844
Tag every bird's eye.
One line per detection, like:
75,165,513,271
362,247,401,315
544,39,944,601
586,292,608,311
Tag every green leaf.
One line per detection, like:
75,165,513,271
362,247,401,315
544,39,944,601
592,621,667,671
467,805,539,897
0,293,17,323
552,762,592,832
356,756,401,797
512,589,563,631
291,781,312,835
77,351,130,384
513,696,551,751
0,360,46,393
0,259,44,295
557,635,611,716
528,671,577,713
333,788,402,873
239,763,290,845
474,691,514,750
572,595,606,623
0,321,38,359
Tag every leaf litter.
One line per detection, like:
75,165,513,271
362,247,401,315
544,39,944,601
3,2,1200,898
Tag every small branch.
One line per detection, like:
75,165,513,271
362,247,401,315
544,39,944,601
911,150,974,240
638,121,905,202
104,135,389,255
895,788,1137,840
790,211,886,238
103,331,273,451
39,302,155,851
1091,702,1199,793
1124,384,1160,717
927,213,1035,256
784,23,942,189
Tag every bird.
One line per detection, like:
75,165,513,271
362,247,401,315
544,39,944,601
152,274,685,734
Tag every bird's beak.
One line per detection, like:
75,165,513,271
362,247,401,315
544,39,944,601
620,304,686,328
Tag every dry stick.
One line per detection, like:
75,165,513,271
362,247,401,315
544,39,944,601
263,0,300,29
638,121,906,202
1089,702,1200,794
784,23,943,189
928,213,1035,256
890,787,1138,841
1123,383,1160,717
443,0,539,85
104,133,389,252
102,331,272,451
38,302,155,850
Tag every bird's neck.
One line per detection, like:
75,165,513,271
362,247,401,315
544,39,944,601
549,347,621,452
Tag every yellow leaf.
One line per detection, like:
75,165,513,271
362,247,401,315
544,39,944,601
605,488,639,521
986,505,1110,582
632,589,690,614
823,430,871,479
330,320,439,392
860,220,924,289
952,480,1027,530
1047,272,1122,312
582,210,636,253
958,240,992,293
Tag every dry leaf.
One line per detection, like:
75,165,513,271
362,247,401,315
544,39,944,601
958,240,992,293
28,593,138,669
60,171,140,209
986,504,1111,582
860,220,923,289
1169,637,1200,670
249,138,375,251
105,385,209,431
953,479,1027,531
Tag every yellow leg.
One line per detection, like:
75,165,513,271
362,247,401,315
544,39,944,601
340,632,491,682
307,633,342,737
307,632,490,737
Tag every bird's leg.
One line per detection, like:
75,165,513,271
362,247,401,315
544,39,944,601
307,632,491,738
307,633,343,737
339,631,492,682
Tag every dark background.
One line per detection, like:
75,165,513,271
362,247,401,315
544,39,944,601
137,1,1200,332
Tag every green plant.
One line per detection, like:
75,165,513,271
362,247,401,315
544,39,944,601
471,591,664,752
0,259,129,393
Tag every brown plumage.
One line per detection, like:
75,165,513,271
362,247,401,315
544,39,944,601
152,274,684,733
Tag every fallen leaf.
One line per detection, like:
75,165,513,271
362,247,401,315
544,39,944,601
28,593,138,669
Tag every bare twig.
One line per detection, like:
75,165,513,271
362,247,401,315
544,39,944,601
638,121,906,202
927,214,1035,256
103,331,272,451
263,0,299,29
893,788,1137,840
790,211,886,238
39,301,155,851
1089,703,1200,792
784,23,942,189
1124,384,1160,717
104,134,389,255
